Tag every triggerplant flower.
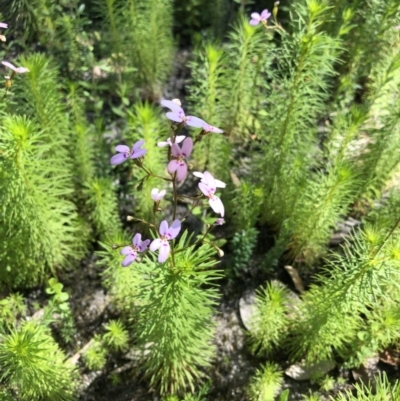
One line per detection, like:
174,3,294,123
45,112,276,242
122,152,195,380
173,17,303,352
151,188,166,202
249,9,271,25
168,137,193,181
110,140,147,165
157,135,186,147
2,61,29,74
196,171,225,217
193,171,226,189
161,99,207,128
150,219,181,263
120,233,150,267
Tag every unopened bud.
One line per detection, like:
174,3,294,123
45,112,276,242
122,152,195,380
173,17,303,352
216,247,224,258
5,76,11,90
0,35,6,42
126,215,134,221
273,1,280,22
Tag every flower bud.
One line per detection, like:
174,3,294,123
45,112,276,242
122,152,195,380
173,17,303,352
273,1,280,22
126,215,134,221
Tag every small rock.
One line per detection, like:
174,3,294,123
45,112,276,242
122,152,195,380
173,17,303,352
238,289,257,331
285,360,336,381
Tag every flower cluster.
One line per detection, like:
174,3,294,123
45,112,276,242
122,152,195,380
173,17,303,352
111,99,226,265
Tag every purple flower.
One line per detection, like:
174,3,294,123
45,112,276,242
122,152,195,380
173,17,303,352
157,135,186,147
150,219,181,263
2,61,29,74
110,140,147,165
161,99,207,128
168,137,193,181
197,171,225,217
203,124,224,134
120,233,150,267
249,9,271,25
0,23,8,29
193,171,226,188
151,188,166,201
214,218,225,226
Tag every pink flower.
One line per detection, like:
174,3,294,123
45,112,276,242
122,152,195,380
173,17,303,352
161,99,207,128
249,9,271,25
2,61,29,74
120,233,150,267
157,135,186,147
150,220,181,263
196,171,225,217
193,171,226,188
0,23,8,29
214,218,225,226
151,188,166,201
168,137,193,181
110,140,147,165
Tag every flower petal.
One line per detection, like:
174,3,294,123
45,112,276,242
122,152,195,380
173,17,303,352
150,238,162,252
203,171,216,190
0,23,8,29
185,116,207,128
131,148,147,158
157,141,168,147
15,67,29,74
115,145,129,153
204,124,223,134
251,12,261,20
175,135,186,144
215,179,226,188
139,239,150,252
170,143,182,158
122,253,137,267
110,153,128,165
2,61,16,71
260,9,271,20
166,111,184,123
176,162,188,181
209,196,224,216
249,19,260,26
161,99,183,112
133,139,145,150
132,233,142,247
199,182,211,197
151,188,159,201
167,219,181,240
181,137,193,157
168,159,180,175
158,242,170,263
193,171,204,179
120,246,132,255
159,220,169,236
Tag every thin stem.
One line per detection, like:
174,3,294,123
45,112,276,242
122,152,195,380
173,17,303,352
172,173,177,220
374,214,400,257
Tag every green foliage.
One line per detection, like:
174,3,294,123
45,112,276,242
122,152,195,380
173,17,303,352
247,362,283,401
135,232,220,394
82,337,107,371
257,0,341,227
248,282,290,355
0,115,82,287
125,103,169,221
102,319,129,351
0,322,77,401
229,227,259,275
332,373,400,401
0,294,26,328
